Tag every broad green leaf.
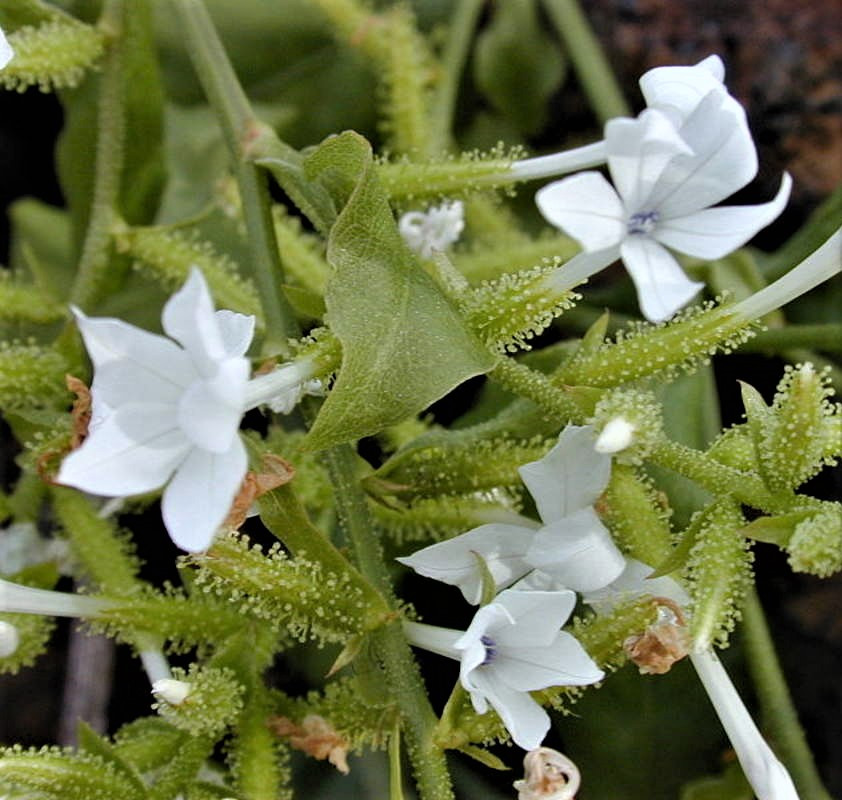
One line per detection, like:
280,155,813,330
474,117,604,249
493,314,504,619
301,132,495,451
472,0,566,135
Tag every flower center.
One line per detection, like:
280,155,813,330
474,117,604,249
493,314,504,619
627,210,660,235
480,635,498,666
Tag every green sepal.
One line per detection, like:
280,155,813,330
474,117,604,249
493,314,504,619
740,509,815,546
0,747,147,800
472,551,498,607
111,718,186,774
455,744,509,771
300,131,495,451
76,722,148,799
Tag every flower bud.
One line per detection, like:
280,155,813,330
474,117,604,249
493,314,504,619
590,390,663,464
151,678,191,707
786,508,842,578
0,620,20,658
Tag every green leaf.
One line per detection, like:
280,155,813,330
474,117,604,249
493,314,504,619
472,0,566,135
301,132,495,451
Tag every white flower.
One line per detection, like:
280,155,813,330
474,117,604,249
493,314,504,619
398,200,465,258
0,27,13,70
510,55,735,183
0,522,69,576
397,425,625,603
536,103,792,322
594,416,636,455
403,589,603,750
583,559,798,800
56,268,253,552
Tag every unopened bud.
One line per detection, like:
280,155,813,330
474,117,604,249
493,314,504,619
594,417,635,454
0,620,20,658
151,678,191,706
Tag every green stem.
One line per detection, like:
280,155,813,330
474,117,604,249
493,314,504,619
323,444,454,800
171,0,298,352
489,357,591,423
540,0,630,123
68,0,125,309
742,589,832,800
428,0,485,152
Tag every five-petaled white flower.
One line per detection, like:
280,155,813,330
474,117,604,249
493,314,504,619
536,58,791,323
398,425,625,603
398,200,465,259
403,588,603,750
0,26,13,70
57,268,253,552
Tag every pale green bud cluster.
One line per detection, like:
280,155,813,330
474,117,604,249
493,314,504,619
368,434,551,500
589,389,664,465
786,507,842,578
459,262,579,352
190,533,384,644
686,501,753,649
114,225,263,323
1,20,104,92
0,746,144,800
152,665,244,738
558,300,759,388
747,363,840,491
0,274,65,325
0,342,68,412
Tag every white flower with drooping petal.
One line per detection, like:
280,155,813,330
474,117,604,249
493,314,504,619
399,200,465,258
583,559,798,800
397,425,625,603
403,588,603,750
537,102,792,322
57,268,253,552
0,26,13,70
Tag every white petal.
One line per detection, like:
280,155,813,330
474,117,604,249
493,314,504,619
161,268,227,378
605,109,693,212
493,632,604,690
620,236,704,323
526,509,626,593
534,173,625,251
468,669,551,751
0,28,13,70
93,358,191,410
161,435,248,552
177,358,249,453
73,309,193,382
518,425,611,522
491,589,577,648
655,173,792,260
583,558,690,613
690,650,799,800
648,91,757,217
56,404,190,496
639,56,726,126
396,524,535,605
215,310,256,358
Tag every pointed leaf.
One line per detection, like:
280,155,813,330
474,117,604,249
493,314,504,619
301,132,495,450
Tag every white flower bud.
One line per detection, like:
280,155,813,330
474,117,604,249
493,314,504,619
594,416,636,454
151,678,192,707
0,620,20,657
399,201,464,258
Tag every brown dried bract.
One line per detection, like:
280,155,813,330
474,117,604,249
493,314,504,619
269,714,350,774
66,375,92,449
224,454,296,530
624,597,690,675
